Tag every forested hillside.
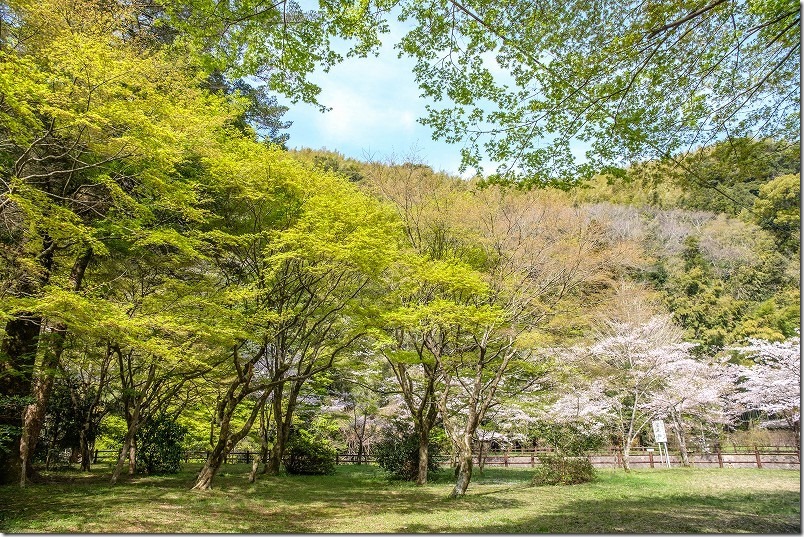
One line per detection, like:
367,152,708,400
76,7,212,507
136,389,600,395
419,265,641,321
0,0,799,503
296,146,800,350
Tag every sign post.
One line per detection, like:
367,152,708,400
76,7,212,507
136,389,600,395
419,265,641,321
652,420,671,468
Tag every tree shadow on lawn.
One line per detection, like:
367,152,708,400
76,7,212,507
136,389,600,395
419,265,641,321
0,465,532,533
244,469,530,513
395,491,802,534
0,481,331,533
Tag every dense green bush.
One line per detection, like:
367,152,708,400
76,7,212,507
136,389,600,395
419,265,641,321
0,395,30,455
373,429,442,481
531,454,596,486
136,415,187,474
284,428,336,475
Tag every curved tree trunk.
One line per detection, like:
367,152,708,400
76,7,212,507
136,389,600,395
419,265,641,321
194,440,228,491
19,325,66,485
128,437,137,475
111,427,136,484
193,388,270,490
450,434,474,497
111,378,143,484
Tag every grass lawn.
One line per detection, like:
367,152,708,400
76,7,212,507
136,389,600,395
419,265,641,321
0,464,799,533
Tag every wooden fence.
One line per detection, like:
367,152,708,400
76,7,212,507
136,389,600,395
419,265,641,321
89,445,800,470
474,445,800,470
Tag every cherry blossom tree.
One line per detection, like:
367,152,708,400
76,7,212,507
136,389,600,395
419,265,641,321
536,379,617,456
589,315,695,470
729,335,800,437
542,380,617,436
556,299,700,471
648,357,734,465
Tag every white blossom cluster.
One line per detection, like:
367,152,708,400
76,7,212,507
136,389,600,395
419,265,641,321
729,335,801,425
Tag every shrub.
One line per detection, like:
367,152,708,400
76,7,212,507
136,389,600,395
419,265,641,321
136,415,187,474
284,428,336,475
373,429,442,481
0,395,31,455
531,454,596,486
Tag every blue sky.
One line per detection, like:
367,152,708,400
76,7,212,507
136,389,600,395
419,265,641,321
277,16,593,178
279,21,481,177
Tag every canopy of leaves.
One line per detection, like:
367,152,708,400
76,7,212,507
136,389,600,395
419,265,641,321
395,0,800,183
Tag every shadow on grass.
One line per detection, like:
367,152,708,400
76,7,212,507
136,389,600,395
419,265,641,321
0,464,530,533
1,465,799,533
393,490,802,534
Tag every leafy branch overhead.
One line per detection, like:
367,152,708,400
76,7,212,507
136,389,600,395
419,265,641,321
396,0,800,184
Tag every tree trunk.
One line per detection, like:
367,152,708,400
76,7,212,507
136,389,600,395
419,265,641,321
193,388,270,490
44,408,63,472
193,408,232,491
0,316,41,485
18,248,91,484
266,386,295,476
19,325,65,485
248,458,260,483
266,419,290,475
416,428,430,485
79,428,93,472
451,434,474,497
111,412,140,484
127,437,136,475
254,405,271,477
671,410,689,467
266,443,281,475
77,401,102,473
193,440,228,491
111,430,132,483
622,438,632,472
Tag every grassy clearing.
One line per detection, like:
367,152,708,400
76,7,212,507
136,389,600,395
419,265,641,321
0,464,799,533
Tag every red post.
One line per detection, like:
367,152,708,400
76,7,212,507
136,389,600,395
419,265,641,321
754,447,762,469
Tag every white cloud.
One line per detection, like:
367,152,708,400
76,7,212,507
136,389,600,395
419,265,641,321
316,83,418,142
281,16,494,177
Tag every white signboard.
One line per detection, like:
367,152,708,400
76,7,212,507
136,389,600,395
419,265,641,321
652,420,667,443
